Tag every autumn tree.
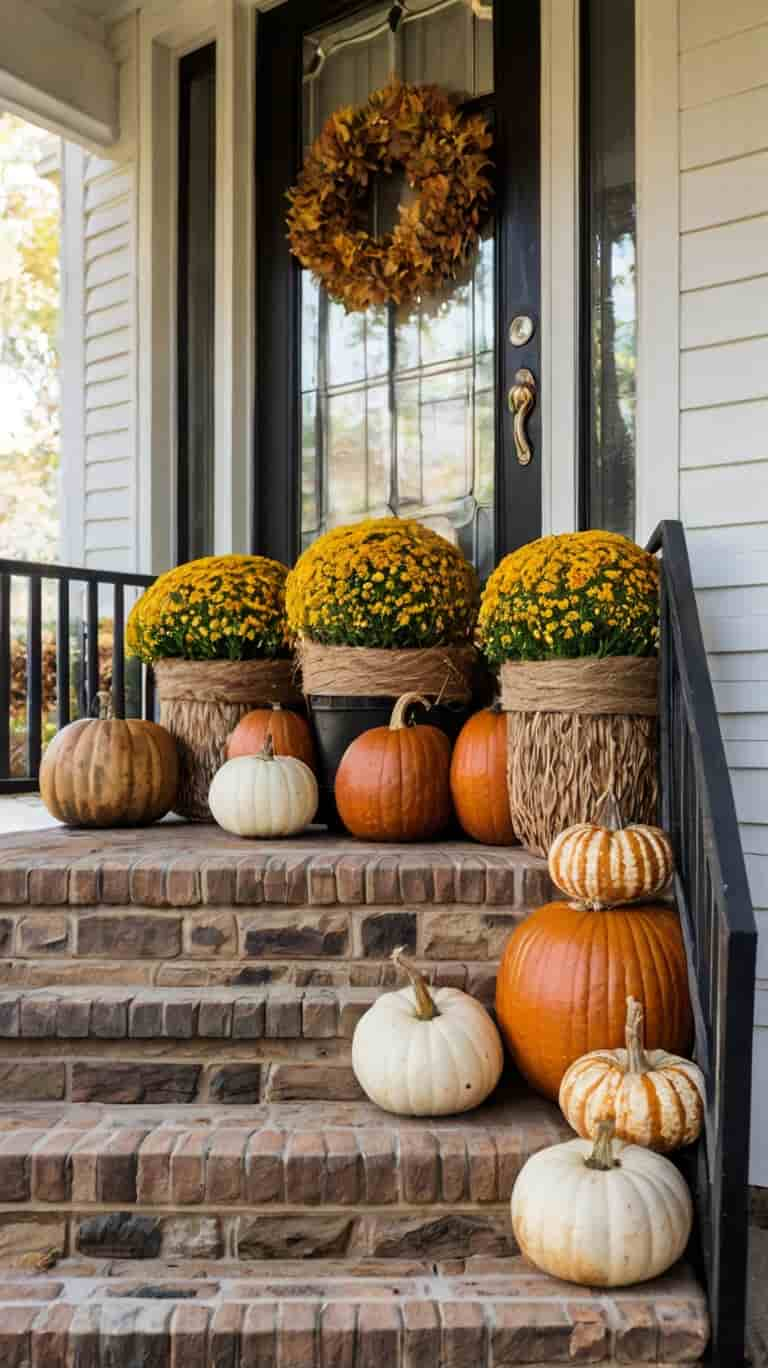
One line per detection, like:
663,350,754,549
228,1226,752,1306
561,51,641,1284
0,113,60,563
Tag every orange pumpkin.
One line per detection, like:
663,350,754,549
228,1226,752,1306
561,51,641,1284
227,704,317,773
450,704,516,845
335,692,453,842
495,900,692,1101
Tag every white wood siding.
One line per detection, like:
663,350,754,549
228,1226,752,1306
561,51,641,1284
59,146,137,574
677,0,768,1182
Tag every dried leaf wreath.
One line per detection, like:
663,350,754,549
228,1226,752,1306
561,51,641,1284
286,79,494,313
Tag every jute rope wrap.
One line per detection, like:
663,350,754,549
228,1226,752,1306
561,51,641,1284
154,659,302,821
298,641,477,703
501,656,659,858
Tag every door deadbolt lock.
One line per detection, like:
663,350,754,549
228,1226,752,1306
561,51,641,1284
508,314,535,346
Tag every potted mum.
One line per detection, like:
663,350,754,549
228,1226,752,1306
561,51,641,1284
285,518,479,820
477,531,660,857
126,555,300,820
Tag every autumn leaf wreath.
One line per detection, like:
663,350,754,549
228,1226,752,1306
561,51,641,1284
286,79,494,314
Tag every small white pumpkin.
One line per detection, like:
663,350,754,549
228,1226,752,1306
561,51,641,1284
208,737,318,837
511,1120,693,1287
352,947,504,1116
559,996,705,1153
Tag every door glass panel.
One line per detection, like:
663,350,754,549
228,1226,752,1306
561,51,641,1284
300,0,496,576
583,0,636,538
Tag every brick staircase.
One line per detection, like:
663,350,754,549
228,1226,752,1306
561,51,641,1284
0,827,709,1365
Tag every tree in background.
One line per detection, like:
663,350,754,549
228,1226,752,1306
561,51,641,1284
0,114,60,563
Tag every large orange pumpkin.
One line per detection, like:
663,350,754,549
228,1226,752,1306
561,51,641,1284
450,704,516,845
335,692,453,841
227,704,317,773
495,900,692,1101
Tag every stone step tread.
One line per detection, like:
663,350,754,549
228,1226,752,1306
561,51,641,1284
0,1095,569,1209
0,1260,710,1366
0,983,383,1042
0,828,552,909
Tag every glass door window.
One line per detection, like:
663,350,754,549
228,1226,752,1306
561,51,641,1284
299,0,497,577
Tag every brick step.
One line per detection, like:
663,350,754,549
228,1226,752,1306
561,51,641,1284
0,1096,570,1266
0,984,386,1104
0,1258,710,1365
0,830,551,991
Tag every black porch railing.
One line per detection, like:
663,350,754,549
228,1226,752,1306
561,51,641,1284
649,520,757,1367
0,558,155,794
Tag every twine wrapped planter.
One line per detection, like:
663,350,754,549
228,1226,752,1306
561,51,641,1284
500,656,658,858
298,641,477,826
154,658,302,821
298,641,477,702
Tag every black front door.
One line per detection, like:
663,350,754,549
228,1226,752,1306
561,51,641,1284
254,0,541,574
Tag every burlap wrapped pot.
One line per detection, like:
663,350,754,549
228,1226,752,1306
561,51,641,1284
154,658,303,820
500,655,658,858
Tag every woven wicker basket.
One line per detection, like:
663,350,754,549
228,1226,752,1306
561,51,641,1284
501,656,659,858
154,658,302,821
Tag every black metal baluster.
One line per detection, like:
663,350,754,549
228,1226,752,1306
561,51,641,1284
112,583,125,719
0,573,10,780
26,576,42,780
86,580,99,715
57,578,70,730
144,665,155,722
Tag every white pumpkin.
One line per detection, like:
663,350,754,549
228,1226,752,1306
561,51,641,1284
559,997,705,1153
352,947,504,1116
511,1120,693,1287
208,738,318,837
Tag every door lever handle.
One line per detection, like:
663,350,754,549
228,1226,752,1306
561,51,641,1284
508,368,536,466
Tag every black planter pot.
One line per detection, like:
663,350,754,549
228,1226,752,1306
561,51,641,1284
307,694,471,831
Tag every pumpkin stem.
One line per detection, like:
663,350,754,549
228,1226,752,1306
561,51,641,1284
94,690,113,721
389,693,431,731
584,1119,619,1171
391,945,439,1020
594,789,624,832
259,731,276,761
624,996,650,1075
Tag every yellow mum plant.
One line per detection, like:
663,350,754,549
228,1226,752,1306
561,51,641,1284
126,555,291,664
286,518,479,649
478,531,660,665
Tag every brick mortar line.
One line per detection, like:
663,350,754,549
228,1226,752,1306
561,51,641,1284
0,1201,515,1216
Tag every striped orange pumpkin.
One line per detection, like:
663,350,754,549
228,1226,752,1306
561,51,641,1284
559,996,705,1153
548,790,673,908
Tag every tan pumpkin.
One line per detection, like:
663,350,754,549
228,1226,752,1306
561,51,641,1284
335,692,453,842
449,704,516,845
227,704,316,772
495,898,692,1101
39,700,178,827
559,996,705,1153
548,790,673,908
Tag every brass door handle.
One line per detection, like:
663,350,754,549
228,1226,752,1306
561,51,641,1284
508,368,536,466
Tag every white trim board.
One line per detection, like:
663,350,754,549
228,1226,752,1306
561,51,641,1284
540,0,579,537
634,0,682,537
135,0,255,573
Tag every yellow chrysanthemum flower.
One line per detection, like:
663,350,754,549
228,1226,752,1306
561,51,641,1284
477,531,659,664
285,518,479,649
126,554,290,664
